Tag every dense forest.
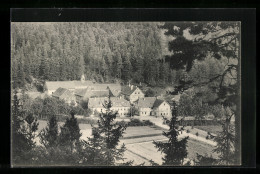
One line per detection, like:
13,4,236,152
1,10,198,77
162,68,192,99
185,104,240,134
11,22,179,89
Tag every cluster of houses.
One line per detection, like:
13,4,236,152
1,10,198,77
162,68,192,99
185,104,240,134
44,75,172,117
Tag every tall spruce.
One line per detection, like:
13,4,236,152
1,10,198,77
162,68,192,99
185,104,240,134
39,115,59,148
153,105,189,165
213,107,235,165
82,96,130,166
11,91,39,165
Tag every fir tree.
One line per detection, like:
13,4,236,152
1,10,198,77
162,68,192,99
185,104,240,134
11,91,39,165
39,115,59,148
59,110,82,153
82,96,131,166
153,105,189,165
213,107,235,165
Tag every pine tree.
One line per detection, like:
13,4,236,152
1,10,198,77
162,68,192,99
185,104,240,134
153,105,189,165
82,96,131,166
59,110,82,155
39,115,59,148
11,91,39,165
213,107,235,165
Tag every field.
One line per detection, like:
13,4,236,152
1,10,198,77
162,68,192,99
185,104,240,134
194,125,222,135
37,120,217,165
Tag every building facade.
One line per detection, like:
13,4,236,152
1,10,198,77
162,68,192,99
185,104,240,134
121,85,145,103
88,97,130,117
137,97,172,117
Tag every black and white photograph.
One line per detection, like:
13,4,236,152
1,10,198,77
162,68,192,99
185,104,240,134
11,18,242,167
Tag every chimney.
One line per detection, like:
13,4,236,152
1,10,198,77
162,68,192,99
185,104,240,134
131,85,133,90
119,95,122,99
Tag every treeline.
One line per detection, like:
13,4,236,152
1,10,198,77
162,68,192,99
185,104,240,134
11,22,178,89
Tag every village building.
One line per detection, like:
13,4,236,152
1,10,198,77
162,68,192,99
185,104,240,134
88,97,130,117
137,97,157,116
52,87,77,106
44,75,94,95
74,87,109,103
152,99,171,117
121,85,145,103
74,83,121,103
137,97,172,117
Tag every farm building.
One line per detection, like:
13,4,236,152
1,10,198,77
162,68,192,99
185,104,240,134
137,97,171,117
121,85,145,103
88,97,130,117
44,75,93,95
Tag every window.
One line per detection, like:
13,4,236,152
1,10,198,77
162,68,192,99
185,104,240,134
161,113,162,115
145,112,146,114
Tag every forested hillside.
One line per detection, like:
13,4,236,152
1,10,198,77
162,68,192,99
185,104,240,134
11,22,178,89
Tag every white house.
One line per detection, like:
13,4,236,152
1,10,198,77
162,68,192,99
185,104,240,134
121,85,145,103
88,97,130,117
137,97,172,117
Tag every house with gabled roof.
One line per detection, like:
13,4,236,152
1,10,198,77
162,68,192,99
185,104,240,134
88,97,130,117
121,85,144,103
152,99,171,117
137,97,172,117
137,97,157,116
52,87,77,105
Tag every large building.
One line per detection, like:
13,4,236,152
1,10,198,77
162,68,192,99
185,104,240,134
137,97,171,117
44,75,93,95
88,97,130,117
121,85,144,103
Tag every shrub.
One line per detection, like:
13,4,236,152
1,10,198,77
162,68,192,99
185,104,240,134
196,132,199,136
128,119,143,126
127,119,154,127
186,129,190,133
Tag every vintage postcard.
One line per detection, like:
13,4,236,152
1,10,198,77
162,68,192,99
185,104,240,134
10,9,243,167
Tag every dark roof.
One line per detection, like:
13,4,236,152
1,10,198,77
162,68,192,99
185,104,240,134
152,99,166,108
137,97,157,108
74,88,88,97
121,85,138,96
107,84,121,97
52,87,68,97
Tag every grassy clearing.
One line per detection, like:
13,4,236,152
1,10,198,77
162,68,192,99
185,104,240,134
194,125,222,135
123,126,163,138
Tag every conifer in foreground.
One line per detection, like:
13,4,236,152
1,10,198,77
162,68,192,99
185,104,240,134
82,96,132,166
153,105,189,165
